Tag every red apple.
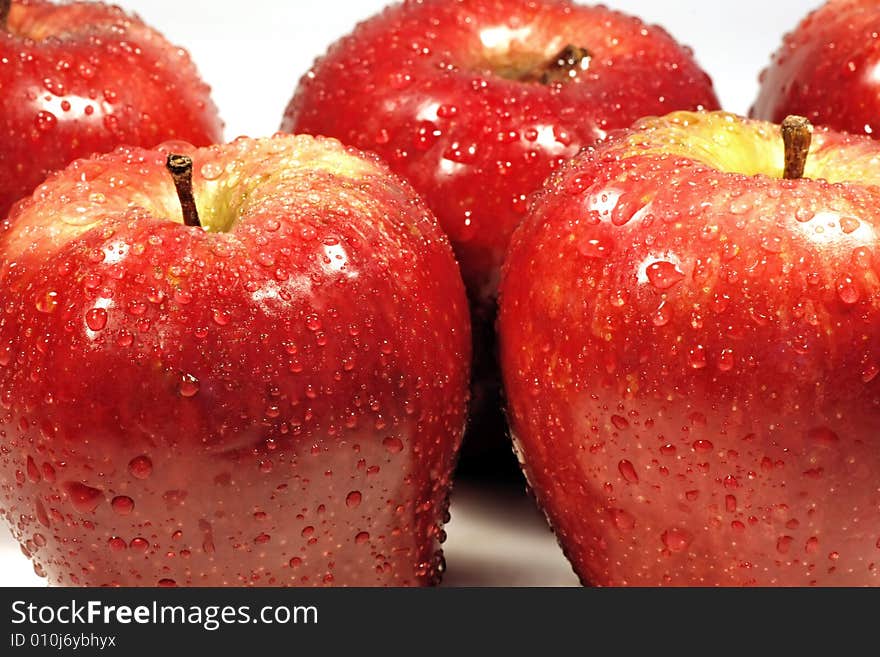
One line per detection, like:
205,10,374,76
284,0,719,305
499,110,880,586
283,0,719,466
0,134,470,586
752,0,880,139
0,0,223,219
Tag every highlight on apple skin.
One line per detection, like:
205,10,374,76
0,0,224,220
499,110,880,586
0,134,471,586
752,0,880,139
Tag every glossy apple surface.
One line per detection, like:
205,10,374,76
752,0,880,139
0,0,223,219
284,0,719,305
284,0,718,468
0,134,470,586
499,111,880,586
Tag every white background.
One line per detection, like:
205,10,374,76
1,0,818,586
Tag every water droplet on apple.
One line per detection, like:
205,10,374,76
609,508,636,532
85,307,108,331
35,290,59,314
146,288,165,304
725,494,737,512
372,128,391,145
256,252,276,267
840,217,860,234
128,455,153,479
355,531,370,544
776,535,794,554
728,199,750,215
807,426,839,447
34,110,57,132
108,536,127,552
661,528,692,552
63,482,103,513
795,208,814,223
413,120,440,151
388,71,412,89
129,537,150,551
836,275,860,304
851,247,873,270
26,456,41,483
578,237,613,258
200,161,223,180
179,373,200,397
618,459,638,483
692,439,713,453
111,496,134,515
646,260,685,289
35,500,50,528
126,298,147,316
760,235,783,253
652,301,673,327
443,141,478,164
346,491,362,508
383,436,404,454
688,344,707,369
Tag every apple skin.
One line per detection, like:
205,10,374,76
0,134,471,586
752,0,880,139
283,0,719,306
499,110,880,586
0,0,223,220
283,0,718,468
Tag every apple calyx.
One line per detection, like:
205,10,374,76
0,0,9,29
526,45,593,84
782,115,812,180
166,153,202,229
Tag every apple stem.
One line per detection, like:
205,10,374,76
0,0,10,28
782,115,812,180
166,154,202,229
531,45,592,84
